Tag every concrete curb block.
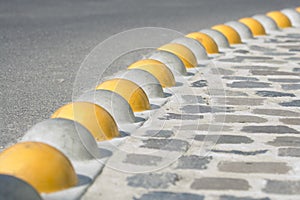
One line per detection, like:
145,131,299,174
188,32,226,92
281,9,300,27
252,14,279,33
171,37,209,63
114,69,164,99
148,50,187,75
225,21,253,40
77,89,136,125
200,29,230,49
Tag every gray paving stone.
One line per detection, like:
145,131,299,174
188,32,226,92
252,109,300,117
255,91,295,97
222,76,258,81
293,68,300,72
279,148,300,157
242,125,299,134
145,130,174,138
194,135,253,144
124,154,162,166
249,45,275,52
251,70,300,76
176,155,212,170
268,78,300,83
134,191,204,200
232,65,278,70
267,136,300,147
159,113,203,120
285,57,300,61
214,115,267,123
264,52,295,56
176,124,233,132
218,97,265,106
220,195,270,200
181,105,234,114
191,177,250,190
280,100,300,107
191,80,207,87
218,161,290,174
263,180,300,194
236,56,273,60
127,173,179,189
280,118,300,125
212,149,267,156
227,81,271,88
209,89,248,96
181,95,205,104
234,49,249,54
141,139,190,152
282,84,300,90
211,68,235,75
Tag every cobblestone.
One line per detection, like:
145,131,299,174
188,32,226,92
191,177,250,190
176,155,212,169
218,161,290,174
127,173,179,189
263,180,300,194
195,135,253,144
242,125,299,134
267,136,300,147
134,191,204,200
278,148,300,157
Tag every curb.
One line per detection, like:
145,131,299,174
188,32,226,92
0,7,299,200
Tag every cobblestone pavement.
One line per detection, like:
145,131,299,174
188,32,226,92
83,27,300,200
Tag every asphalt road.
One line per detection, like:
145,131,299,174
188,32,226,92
1,0,299,147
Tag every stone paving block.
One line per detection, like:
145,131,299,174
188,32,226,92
282,84,300,90
144,130,174,138
134,191,204,200
123,154,162,166
280,100,300,107
191,80,207,87
159,113,203,120
251,70,300,76
252,109,300,117
176,155,212,170
214,115,267,123
217,97,265,106
209,89,249,96
191,177,250,190
181,95,205,104
194,135,253,144
268,78,300,83
232,65,278,70
280,118,300,125
212,149,268,156
140,139,190,152
267,136,300,147
222,76,259,81
279,147,300,157
220,195,271,200
127,173,179,189
176,124,233,132
181,105,234,114
227,81,271,88
218,161,290,174
242,125,299,134
263,180,300,194
255,91,295,97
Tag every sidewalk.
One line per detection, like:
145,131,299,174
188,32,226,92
83,27,300,200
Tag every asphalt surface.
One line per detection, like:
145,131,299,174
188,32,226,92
1,0,299,147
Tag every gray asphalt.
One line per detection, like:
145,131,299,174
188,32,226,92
1,0,299,147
